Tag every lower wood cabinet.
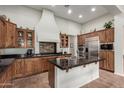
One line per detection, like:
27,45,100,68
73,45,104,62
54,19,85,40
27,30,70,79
12,57,56,79
13,59,25,78
99,51,114,72
0,55,69,87
0,65,13,88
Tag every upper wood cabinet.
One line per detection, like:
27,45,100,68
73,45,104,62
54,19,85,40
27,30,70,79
0,18,34,49
98,30,106,43
0,19,16,48
16,28,26,48
0,19,5,48
77,34,86,45
16,28,35,48
98,28,114,43
78,28,114,45
60,33,69,48
5,22,16,48
26,30,35,48
105,28,114,43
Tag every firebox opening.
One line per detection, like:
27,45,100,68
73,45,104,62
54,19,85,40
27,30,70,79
39,42,57,54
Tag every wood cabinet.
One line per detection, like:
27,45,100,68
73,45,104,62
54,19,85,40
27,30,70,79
13,59,25,78
78,28,114,45
48,63,55,88
98,28,114,43
13,57,50,78
24,58,35,76
5,22,16,48
16,28,26,48
26,30,35,48
77,34,86,45
16,28,35,48
60,33,69,48
99,51,114,72
0,66,13,88
78,32,98,46
98,30,106,43
0,19,16,48
105,28,114,42
0,19,5,48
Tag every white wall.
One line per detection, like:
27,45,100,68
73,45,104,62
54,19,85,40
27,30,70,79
0,5,41,29
114,13,124,76
81,14,114,34
0,5,81,54
55,17,81,35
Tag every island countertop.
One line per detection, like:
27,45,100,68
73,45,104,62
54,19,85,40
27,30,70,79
49,56,104,70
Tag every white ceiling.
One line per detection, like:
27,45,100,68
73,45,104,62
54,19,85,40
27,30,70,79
27,5,121,24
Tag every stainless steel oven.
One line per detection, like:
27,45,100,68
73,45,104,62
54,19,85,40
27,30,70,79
100,43,114,50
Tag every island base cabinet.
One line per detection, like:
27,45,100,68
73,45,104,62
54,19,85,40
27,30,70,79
48,63,55,88
51,63,99,88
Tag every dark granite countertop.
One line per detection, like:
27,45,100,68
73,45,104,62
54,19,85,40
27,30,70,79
0,53,71,59
49,56,104,71
0,53,71,73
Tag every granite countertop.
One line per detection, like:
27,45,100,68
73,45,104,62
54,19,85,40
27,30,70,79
0,53,71,74
49,56,104,71
0,53,71,59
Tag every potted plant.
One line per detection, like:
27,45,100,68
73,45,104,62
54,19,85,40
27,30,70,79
104,20,114,29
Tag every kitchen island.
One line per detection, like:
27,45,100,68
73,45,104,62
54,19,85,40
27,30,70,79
48,57,104,88
0,53,71,88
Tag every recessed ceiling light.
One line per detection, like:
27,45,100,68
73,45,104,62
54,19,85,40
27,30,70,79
68,9,72,14
79,14,83,18
91,8,96,12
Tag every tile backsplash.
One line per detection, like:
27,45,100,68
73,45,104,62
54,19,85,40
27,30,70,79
0,48,33,55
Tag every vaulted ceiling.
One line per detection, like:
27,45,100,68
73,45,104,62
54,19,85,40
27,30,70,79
27,5,121,24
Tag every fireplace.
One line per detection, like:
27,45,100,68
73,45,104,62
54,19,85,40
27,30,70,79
39,42,57,54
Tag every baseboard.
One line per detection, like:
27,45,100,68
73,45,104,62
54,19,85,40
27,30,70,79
114,72,124,77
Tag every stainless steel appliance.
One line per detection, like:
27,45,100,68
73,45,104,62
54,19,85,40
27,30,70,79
78,45,86,58
100,43,114,50
85,36,100,58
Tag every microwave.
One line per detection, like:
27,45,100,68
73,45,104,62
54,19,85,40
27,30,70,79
100,44,114,50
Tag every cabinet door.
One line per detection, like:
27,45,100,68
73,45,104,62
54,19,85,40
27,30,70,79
43,59,49,72
105,28,114,43
16,28,26,48
33,58,43,74
24,58,34,76
5,22,16,48
77,35,86,45
98,30,106,43
99,51,106,69
0,20,5,48
26,30,35,48
77,35,82,45
14,59,25,78
107,51,114,72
